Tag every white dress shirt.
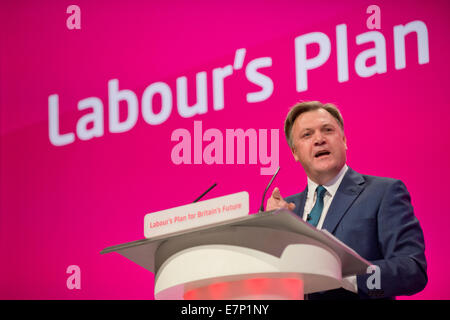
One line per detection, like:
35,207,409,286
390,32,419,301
302,164,358,293
302,165,348,228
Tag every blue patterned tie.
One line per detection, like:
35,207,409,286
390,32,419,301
307,185,327,227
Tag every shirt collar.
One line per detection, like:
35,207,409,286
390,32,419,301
307,164,348,198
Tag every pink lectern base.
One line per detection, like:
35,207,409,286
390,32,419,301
183,277,304,300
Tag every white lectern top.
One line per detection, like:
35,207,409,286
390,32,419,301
101,208,371,295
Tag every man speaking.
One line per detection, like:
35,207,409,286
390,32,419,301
266,101,427,299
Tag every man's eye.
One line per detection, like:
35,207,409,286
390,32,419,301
302,132,311,138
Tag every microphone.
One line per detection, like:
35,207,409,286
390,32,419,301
193,183,217,203
259,166,281,212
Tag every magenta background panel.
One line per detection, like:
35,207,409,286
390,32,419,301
1,0,449,299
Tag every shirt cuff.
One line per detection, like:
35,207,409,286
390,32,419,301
341,275,358,293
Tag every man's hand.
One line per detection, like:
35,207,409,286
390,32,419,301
266,187,296,211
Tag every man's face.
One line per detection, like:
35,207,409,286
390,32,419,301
290,109,347,184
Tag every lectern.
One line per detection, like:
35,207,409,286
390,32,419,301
101,207,372,300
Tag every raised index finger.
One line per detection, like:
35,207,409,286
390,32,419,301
272,187,282,200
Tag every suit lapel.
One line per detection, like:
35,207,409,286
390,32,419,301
322,168,366,234
293,186,308,219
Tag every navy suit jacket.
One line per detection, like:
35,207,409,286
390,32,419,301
284,167,427,299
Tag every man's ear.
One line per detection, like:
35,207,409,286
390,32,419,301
291,146,300,162
343,135,348,150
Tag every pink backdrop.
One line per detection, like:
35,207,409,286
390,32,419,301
1,0,449,299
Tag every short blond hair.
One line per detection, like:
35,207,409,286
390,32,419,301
284,101,344,149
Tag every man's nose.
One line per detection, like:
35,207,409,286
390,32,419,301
314,133,326,145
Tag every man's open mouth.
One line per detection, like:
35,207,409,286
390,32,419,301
314,150,331,158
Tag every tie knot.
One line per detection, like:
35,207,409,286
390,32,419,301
316,185,327,199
